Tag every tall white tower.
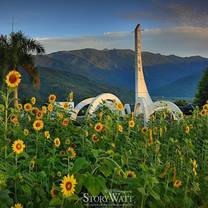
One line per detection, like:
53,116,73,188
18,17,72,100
135,24,152,105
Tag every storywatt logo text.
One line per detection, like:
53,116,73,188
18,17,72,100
82,191,134,206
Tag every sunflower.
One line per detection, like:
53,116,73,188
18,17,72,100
149,129,153,145
71,143,77,148
57,112,64,119
63,102,69,110
48,94,56,103
11,203,23,208
16,103,22,110
126,170,136,178
23,128,29,136
115,102,124,111
153,127,157,135
128,120,135,128
10,115,18,125
62,118,69,127
24,103,32,112
50,185,58,198
173,179,182,188
12,139,26,154
117,124,123,133
5,70,21,88
60,174,77,197
33,120,44,131
199,109,207,116
192,159,197,176
65,138,71,145
184,126,190,134
32,107,39,115
203,104,208,111
31,97,36,105
94,122,103,132
67,147,76,159
54,138,61,147
92,134,99,143
60,150,66,157
141,127,148,134
48,104,53,112
42,106,47,114
68,91,74,102
44,131,50,139
36,110,44,119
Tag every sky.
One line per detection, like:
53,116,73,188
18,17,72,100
0,0,208,57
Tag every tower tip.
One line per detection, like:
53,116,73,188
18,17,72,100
135,24,141,31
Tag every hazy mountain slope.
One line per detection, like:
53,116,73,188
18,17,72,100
34,49,208,100
19,67,134,104
153,73,202,98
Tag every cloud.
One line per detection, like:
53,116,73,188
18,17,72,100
116,0,208,27
35,26,208,57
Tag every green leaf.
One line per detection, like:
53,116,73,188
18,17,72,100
83,175,106,196
99,159,114,177
72,157,90,173
49,196,62,206
21,184,32,196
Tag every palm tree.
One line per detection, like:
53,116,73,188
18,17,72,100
0,31,45,105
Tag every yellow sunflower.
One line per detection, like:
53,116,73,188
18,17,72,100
117,124,123,133
126,170,136,178
48,94,56,103
10,115,19,125
23,128,29,136
199,109,207,116
173,179,182,188
24,103,32,112
62,118,69,127
149,129,153,145
192,159,197,176
33,120,44,131
63,102,69,110
50,185,58,198
5,70,21,88
31,97,36,105
94,122,104,132
184,126,190,134
12,139,26,154
36,110,44,119
42,106,47,114
11,202,23,208
92,134,99,143
141,127,148,134
44,131,50,139
128,120,135,128
57,112,64,119
203,104,208,111
60,174,77,197
115,102,124,111
48,104,53,112
54,138,61,147
67,147,76,159
16,103,22,110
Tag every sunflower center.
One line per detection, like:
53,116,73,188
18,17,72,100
65,181,72,191
9,74,17,84
16,143,22,150
36,122,41,127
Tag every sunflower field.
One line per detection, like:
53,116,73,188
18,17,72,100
0,70,208,208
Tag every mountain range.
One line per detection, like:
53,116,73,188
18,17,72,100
19,48,208,104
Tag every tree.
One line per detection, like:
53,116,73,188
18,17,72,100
0,31,45,105
194,68,208,107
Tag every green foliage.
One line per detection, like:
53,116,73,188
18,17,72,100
194,68,208,107
0,86,208,207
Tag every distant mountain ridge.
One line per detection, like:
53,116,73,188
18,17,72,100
32,48,208,103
